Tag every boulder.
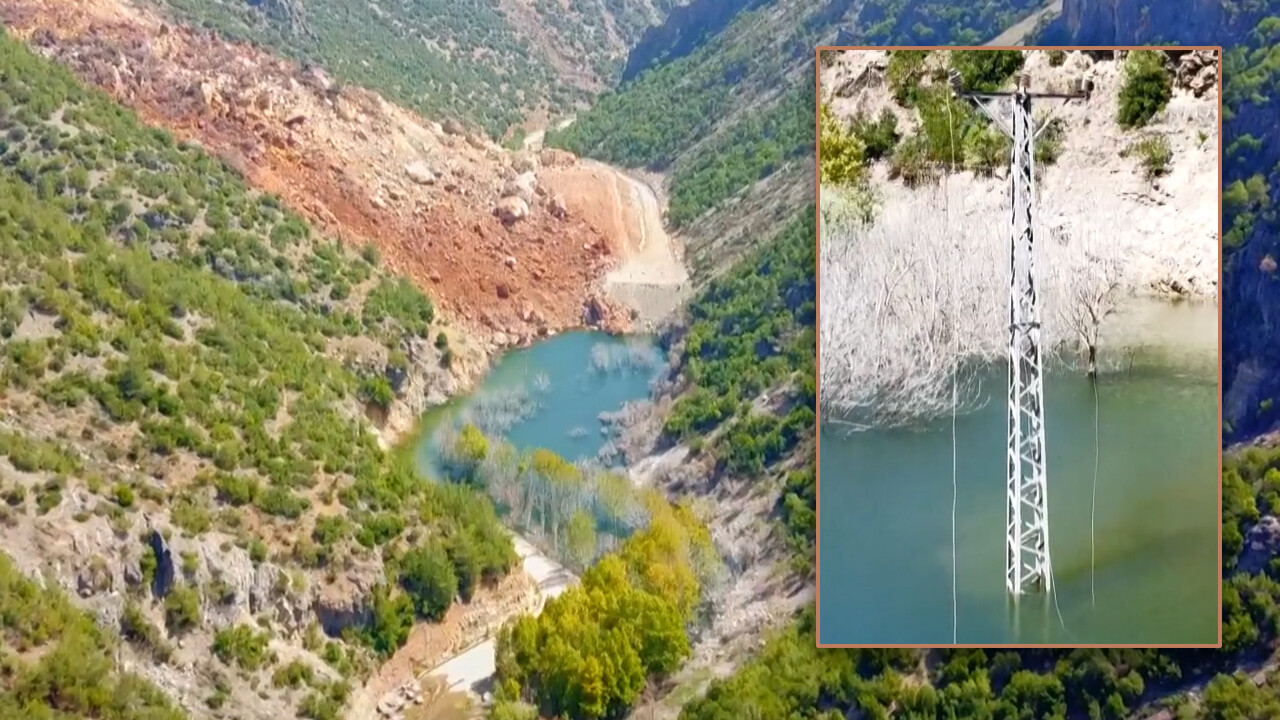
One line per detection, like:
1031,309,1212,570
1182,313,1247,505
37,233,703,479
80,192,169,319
1239,515,1280,574
405,160,436,185
512,152,538,173
334,96,358,122
548,194,568,220
539,148,576,167
495,196,529,224
501,171,538,205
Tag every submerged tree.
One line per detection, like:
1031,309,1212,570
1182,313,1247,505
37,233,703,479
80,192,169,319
820,184,1139,427
1050,222,1124,378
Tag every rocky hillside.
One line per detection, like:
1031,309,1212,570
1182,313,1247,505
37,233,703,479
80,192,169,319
822,48,1220,300
2,0,645,366
1040,0,1279,442
140,0,685,138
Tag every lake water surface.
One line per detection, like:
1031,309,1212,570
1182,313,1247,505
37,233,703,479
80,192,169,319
410,331,666,474
818,301,1220,644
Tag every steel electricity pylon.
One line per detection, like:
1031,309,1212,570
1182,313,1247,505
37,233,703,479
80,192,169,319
952,70,1088,597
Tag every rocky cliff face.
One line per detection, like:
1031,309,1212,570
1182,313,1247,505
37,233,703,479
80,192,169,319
1044,0,1280,442
1044,0,1229,44
621,0,768,81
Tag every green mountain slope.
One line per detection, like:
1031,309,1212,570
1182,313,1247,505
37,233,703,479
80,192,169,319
0,551,192,720
0,31,516,711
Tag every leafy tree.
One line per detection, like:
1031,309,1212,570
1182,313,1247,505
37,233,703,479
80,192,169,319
1118,50,1173,128
951,49,1025,91
398,542,458,621
361,586,414,657
821,104,865,186
212,624,275,671
163,585,201,635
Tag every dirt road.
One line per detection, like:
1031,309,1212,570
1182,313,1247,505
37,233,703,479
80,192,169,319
600,165,690,327
985,0,1063,46
421,536,576,693
539,159,689,327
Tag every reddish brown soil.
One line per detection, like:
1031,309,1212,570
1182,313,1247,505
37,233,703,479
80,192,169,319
1,0,633,341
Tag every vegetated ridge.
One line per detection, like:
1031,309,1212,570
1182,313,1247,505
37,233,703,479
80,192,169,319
140,0,685,138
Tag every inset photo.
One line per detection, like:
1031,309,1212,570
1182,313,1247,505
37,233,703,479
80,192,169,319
816,47,1222,646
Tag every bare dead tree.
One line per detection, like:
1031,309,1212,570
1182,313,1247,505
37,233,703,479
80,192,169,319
1050,221,1125,378
820,183,1136,428
820,185,1002,427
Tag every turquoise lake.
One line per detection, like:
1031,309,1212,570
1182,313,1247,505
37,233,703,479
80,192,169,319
410,331,667,473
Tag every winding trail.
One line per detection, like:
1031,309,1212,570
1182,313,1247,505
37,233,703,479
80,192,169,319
599,165,690,326
985,0,1063,46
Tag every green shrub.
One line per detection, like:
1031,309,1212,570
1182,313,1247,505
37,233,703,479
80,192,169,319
819,104,865,186
357,375,395,410
851,109,901,161
1122,135,1173,180
273,659,316,689
113,482,135,508
951,49,1024,91
163,585,201,635
886,50,931,106
888,135,936,187
212,624,275,671
1118,50,1173,129
120,599,173,661
398,542,458,621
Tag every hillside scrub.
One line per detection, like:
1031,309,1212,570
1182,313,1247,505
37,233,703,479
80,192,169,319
1222,14,1280,248
875,50,1070,182
0,29,516,668
663,213,816,474
148,0,567,137
0,552,191,720
819,184,1135,427
1122,135,1174,181
656,210,817,569
667,84,815,228
491,499,718,720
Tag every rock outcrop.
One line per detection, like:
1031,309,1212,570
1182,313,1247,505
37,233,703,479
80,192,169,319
495,196,529,224
1239,516,1280,575
149,528,175,598
1043,0,1280,443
